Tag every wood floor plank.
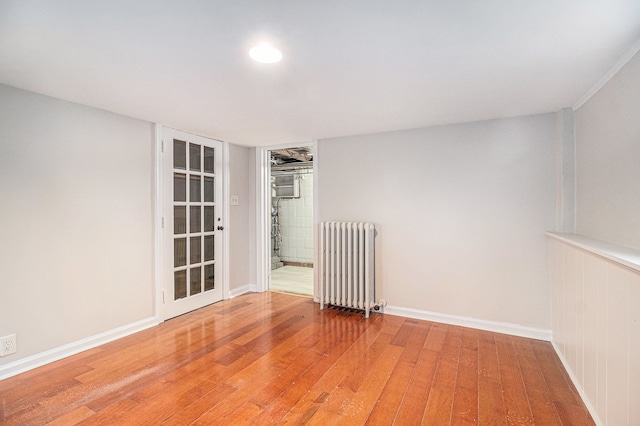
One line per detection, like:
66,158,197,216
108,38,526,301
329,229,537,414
306,406,342,425
365,319,435,425
337,315,395,394
423,325,462,424
251,346,321,407
190,366,283,425
450,385,477,425
531,340,595,425
399,348,440,424
159,382,235,425
44,405,95,426
495,334,535,424
0,363,92,410
477,330,507,425
451,328,479,424
74,397,138,426
393,321,436,424
363,358,412,424
336,344,404,425
512,337,563,425
224,401,264,425
0,293,595,426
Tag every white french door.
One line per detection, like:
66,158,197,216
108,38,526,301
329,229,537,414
162,128,224,320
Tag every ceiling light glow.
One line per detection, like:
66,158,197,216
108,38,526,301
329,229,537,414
249,43,283,63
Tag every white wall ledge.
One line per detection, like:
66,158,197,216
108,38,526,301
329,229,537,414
547,232,640,273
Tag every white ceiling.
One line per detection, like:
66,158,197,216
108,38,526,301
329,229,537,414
1,1,639,147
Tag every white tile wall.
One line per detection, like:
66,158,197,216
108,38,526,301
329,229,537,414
277,173,313,264
549,236,640,425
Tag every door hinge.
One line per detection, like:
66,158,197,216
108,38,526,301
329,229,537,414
162,290,165,304
162,217,165,228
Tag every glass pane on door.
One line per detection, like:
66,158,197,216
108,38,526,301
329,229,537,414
174,140,186,169
189,143,201,171
174,206,186,234
204,207,215,232
190,206,201,233
190,176,201,202
174,238,186,267
204,147,215,173
174,270,187,299
204,264,215,290
190,266,201,295
204,235,214,261
174,174,186,202
190,236,201,264
204,177,215,202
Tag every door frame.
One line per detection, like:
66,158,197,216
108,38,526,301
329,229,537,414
254,141,319,300
154,124,229,321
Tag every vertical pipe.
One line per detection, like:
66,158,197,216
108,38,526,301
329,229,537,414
364,223,372,318
346,222,352,309
334,221,339,305
355,223,360,310
358,223,362,312
319,222,325,310
339,222,345,306
274,198,282,254
329,222,335,305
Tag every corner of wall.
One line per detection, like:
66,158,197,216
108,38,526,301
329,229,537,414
572,38,640,111
555,108,576,233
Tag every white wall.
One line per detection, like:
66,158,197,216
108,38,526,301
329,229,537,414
248,148,257,290
0,84,155,366
278,172,314,264
575,51,640,250
228,144,252,291
318,114,557,330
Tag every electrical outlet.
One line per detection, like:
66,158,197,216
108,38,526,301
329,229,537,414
0,334,17,357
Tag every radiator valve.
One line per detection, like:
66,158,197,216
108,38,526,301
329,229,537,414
371,299,387,312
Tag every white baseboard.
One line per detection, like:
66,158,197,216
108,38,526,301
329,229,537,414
384,305,551,341
229,284,257,298
551,341,603,426
0,316,159,381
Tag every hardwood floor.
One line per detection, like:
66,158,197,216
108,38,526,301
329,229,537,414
0,292,594,425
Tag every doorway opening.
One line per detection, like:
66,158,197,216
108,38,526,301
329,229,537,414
269,147,314,296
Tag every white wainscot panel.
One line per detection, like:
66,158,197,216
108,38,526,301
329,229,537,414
548,233,640,426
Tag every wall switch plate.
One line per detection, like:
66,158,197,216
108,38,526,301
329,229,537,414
230,195,239,206
0,334,16,357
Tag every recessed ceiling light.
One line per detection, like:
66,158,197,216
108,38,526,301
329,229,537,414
249,43,283,64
